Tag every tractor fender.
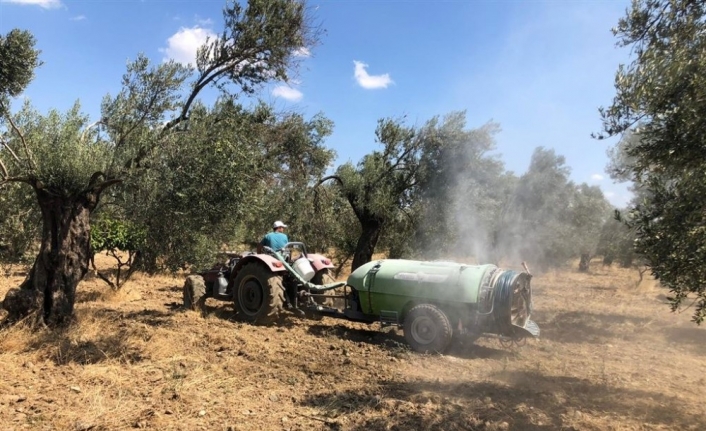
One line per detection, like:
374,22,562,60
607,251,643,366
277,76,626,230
230,254,287,283
308,253,335,272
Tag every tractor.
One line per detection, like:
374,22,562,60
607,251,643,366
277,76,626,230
183,244,540,354
183,241,338,322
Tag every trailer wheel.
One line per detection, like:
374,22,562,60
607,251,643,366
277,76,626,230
403,304,453,354
183,275,207,311
233,262,285,324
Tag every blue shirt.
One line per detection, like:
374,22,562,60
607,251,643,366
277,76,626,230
260,231,289,252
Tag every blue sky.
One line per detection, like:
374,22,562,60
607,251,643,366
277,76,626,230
1,0,633,206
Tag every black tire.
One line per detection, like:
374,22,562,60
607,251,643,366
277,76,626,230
403,304,453,354
183,275,207,311
232,262,285,324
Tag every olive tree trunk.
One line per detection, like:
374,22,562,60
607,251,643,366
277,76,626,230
578,253,591,272
351,219,383,272
3,188,98,325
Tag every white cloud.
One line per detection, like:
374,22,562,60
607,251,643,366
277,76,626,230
591,173,604,181
1,0,62,8
160,26,215,66
353,60,393,89
293,47,310,57
272,85,303,102
194,15,212,26
604,191,615,198
70,14,85,21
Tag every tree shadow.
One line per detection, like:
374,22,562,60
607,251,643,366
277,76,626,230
157,285,182,293
661,326,706,355
92,307,176,328
26,327,145,366
536,310,653,344
299,370,706,430
75,289,105,303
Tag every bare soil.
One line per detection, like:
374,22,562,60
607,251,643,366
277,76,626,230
1,256,705,431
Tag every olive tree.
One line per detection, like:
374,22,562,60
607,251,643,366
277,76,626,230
0,0,320,325
597,0,706,322
318,117,428,271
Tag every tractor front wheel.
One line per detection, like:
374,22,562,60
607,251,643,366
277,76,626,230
233,262,285,324
403,304,453,354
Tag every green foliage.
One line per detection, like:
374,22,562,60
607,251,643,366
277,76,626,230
91,218,146,256
0,182,40,267
597,212,639,268
90,216,146,289
413,112,509,262
568,183,612,266
236,107,337,254
1,1,321,279
0,29,41,103
498,148,589,270
325,116,431,269
599,0,706,323
197,0,318,95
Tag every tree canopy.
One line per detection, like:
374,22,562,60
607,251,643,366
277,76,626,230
598,0,706,323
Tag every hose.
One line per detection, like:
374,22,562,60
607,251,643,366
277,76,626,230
265,247,346,292
491,270,519,337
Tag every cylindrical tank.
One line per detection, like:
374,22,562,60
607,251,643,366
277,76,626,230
346,259,536,338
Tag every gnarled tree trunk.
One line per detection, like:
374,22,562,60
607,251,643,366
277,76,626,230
351,218,383,272
3,188,98,325
578,253,591,272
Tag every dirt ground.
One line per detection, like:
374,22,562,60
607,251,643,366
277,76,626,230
1,255,705,431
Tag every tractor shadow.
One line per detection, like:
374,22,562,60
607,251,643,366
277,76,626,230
306,323,512,360
307,323,408,352
298,371,706,431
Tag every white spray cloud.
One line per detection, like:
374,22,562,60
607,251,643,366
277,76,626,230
353,60,393,89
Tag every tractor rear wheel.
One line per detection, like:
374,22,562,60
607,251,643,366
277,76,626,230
183,275,207,311
233,262,285,324
311,269,337,307
403,304,453,354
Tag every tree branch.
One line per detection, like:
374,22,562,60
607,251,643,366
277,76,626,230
315,175,343,188
81,119,104,143
0,157,8,179
2,105,36,172
93,179,123,194
0,140,23,166
0,176,33,187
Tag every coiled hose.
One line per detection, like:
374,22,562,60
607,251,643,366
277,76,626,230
492,270,518,336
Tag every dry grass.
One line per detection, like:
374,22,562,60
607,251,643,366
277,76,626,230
1,255,705,431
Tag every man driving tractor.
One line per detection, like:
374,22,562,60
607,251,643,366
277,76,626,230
257,220,289,254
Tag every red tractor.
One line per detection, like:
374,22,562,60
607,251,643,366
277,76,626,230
183,242,337,322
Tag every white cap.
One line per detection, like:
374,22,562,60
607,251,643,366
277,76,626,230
273,220,287,229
